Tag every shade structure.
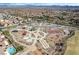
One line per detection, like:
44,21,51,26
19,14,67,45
7,46,16,55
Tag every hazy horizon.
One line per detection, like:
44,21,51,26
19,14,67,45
0,3,79,6
0,0,79,6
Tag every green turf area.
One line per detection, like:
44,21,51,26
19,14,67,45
65,30,79,55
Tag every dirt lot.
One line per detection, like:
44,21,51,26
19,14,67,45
65,30,79,55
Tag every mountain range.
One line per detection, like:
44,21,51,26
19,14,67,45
0,3,79,9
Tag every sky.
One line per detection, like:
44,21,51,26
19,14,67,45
0,0,79,5
0,0,78,3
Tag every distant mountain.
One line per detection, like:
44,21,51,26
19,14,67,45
0,3,79,9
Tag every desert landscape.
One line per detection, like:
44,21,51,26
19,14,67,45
0,4,79,55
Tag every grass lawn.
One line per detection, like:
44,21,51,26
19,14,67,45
65,30,79,55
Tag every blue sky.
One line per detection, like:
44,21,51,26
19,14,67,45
0,0,79,5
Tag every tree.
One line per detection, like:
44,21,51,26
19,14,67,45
16,45,24,52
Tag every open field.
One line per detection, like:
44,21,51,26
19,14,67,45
65,30,79,55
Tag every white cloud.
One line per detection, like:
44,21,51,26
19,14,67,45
0,0,79,3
